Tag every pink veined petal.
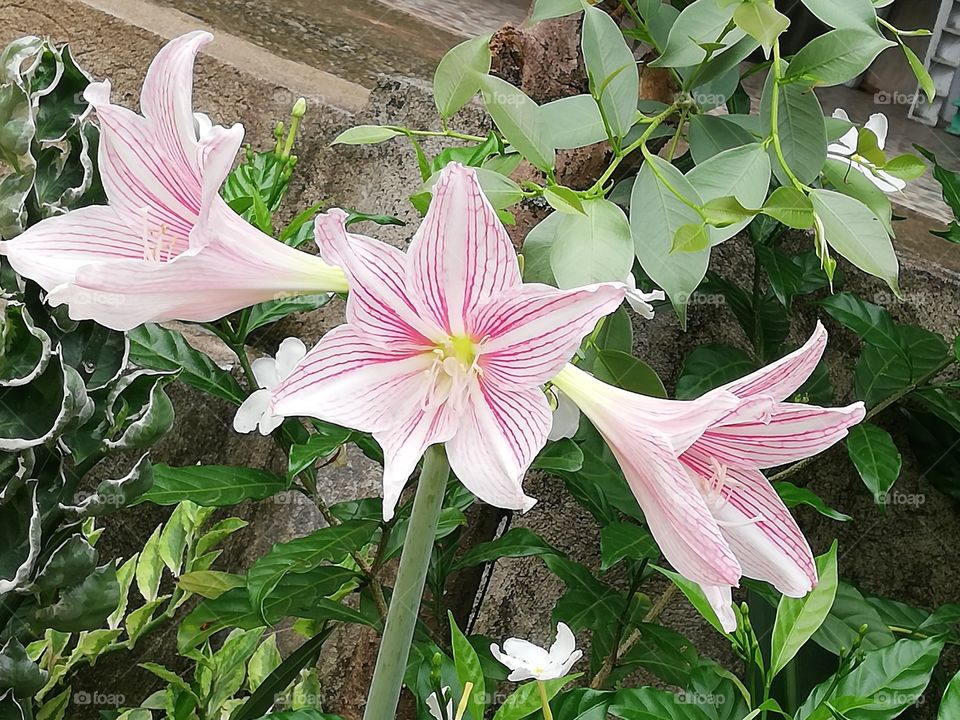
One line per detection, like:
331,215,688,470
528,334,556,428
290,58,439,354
0,205,145,291
699,584,738,633
719,322,827,401
138,31,212,179
374,402,458,520
313,210,443,349
407,162,521,335
84,80,200,244
47,221,346,330
683,454,817,597
445,380,546,513
271,325,435,434
191,122,246,249
691,401,866,470
475,283,625,388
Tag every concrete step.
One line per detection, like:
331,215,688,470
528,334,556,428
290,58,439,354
146,0,529,88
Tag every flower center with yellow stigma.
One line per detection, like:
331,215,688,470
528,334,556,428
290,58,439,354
422,335,480,412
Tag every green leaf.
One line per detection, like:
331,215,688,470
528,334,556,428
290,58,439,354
550,199,634,288
31,534,98,593
770,542,839,677
776,482,851,522
331,125,403,145
813,581,896,655
650,0,746,68
811,189,899,294
903,44,935,103
676,344,755,399
288,427,353,477
760,64,827,186
755,246,804,307
0,639,46,699
533,439,584,473
609,686,717,719
846,423,902,503
786,29,894,87
631,155,710,327
581,3,639,138
799,0,879,30
449,613,486,720
821,158,893,237
797,637,944,720
178,570,245,599
493,675,578,720
544,185,586,215
246,521,376,621
434,35,492,118
543,556,623,630
703,196,756,227
479,75,555,171
688,115,756,164
817,293,899,349
541,95,608,150
135,524,164,602
530,0,585,23
671,223,710,253
142,464,289,507
733,1,790,55
454,527,558,570
592,350,667,397
128,324,245,405
652,565,728,635
762,186,815,229
243,294,332,335
618,624,700,688
939,669,960,720
34,563,119,632
600,522,657,571
883,153,926,181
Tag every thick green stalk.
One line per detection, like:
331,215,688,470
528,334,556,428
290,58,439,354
363,445,451,720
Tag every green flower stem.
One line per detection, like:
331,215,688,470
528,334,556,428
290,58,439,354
363,445,451,720
538,681,555,720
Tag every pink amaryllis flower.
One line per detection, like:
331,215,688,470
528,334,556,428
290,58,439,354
0,31,347,331
552,323,864,631
266,163,625,519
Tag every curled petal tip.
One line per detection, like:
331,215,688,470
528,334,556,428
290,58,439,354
83,80,111,107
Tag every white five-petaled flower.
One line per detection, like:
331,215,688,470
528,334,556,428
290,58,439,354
266,163,625,520
827,109,905,194
0,31,347,330
233,337,307,435
490,622,582,682
426,687,454,720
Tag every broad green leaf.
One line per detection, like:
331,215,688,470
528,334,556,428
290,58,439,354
733,1,789,55
770,542,839,677
799,0,879,30
178,570,245,599
810,189,899,294
128,324,245,405
813,581,896,655
35,564,119,633
618,624,700,687
903,44,935,103
786,29,894,87
688,114,756,164
544,185,586,215
600,522,657,571
288,427,353,477
760,62,827,185
883,153,926,181
756,246,806,307
676,344,755,399
135,524,164,602
797,637,944,720
246,521,376,621
821,158,893,237
687,143,771,243
671,223,710,253
702,196,757,227
493,675,578,720
817,293,899,349
243,294,332,335
609,686,716,719
530,0,585,23
479,75,555,171
533,438,584,473
142,464,289,507
453,527,558,569
652,565,727,635
0,639,46,699
247,635,283,693
544,555,624,630
582,3,639,138
449,613,486,720
939,669,960,719
846,423,902,503
762,186,815,229
776,482,851,522
650,0,746,68
592,350,667,397
551,199,635,288
541,95,608,149
631,154,710,327
434,35,492,118
331,125,403,145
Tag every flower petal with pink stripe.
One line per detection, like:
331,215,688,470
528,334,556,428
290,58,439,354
268,162,626,519
0,31,346,330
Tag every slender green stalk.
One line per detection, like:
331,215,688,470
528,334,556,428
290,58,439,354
363,446,451,720
538,681,555,720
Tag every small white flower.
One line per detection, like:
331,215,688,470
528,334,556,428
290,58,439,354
624,273,665,319
490,622,582,682
547,387,580,441
233,337,307,435
828,109,905,193
426,686,454,720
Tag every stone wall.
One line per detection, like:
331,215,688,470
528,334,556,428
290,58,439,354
3,1,960,717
